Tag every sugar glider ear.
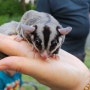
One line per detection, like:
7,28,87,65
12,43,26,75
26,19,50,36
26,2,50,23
21,24,35,34
58,26,72,35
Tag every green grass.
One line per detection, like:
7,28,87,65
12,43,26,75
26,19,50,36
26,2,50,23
84,49,90,68
22,74,49,90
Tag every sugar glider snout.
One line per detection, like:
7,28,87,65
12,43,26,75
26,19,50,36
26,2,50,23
40,51,49,59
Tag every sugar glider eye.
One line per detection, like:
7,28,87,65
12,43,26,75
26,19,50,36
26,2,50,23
35,37,41,45
51,39,57,47
50,39,57,51
35,37,42,50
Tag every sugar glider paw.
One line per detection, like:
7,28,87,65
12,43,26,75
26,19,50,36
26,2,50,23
14,35,23,42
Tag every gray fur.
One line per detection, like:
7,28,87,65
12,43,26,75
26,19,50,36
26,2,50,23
0,21,19,59
0,21,19,35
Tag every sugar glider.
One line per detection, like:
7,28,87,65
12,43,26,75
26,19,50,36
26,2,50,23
16,10,72,59
0,10,72,59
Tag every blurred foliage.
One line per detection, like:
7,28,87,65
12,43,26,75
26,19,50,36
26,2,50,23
0,0,35,16
0,0,36,25
0,0,23,16
84,49,90,68
0,15,21,25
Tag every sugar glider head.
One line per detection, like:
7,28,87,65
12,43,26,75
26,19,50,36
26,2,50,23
21,24,72,59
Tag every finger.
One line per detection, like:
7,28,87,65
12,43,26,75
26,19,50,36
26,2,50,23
0,56,49,77
0,56,55,84
0,33,15,39
0,34,33,57
0,56,35,75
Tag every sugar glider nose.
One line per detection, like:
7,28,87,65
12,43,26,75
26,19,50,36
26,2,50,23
40,51,49,59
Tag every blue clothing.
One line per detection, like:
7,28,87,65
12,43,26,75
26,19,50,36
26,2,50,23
88,0,90,12
36,0,90,61
0,71,23,90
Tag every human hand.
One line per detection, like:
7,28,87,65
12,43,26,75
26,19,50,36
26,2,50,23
0,34,89,90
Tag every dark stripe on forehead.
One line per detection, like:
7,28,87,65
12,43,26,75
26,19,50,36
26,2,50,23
43,25,51,49
55,30,61,43
55,26,62,43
